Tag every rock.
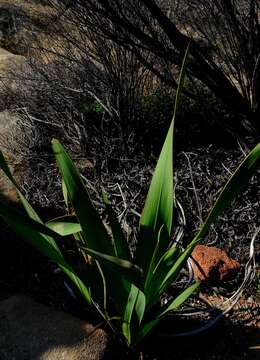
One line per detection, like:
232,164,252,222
0,111,24,204
191,244,240,282
0,296,108,360
0,1,59,58
0,110,20,157
0,47,25,73
0,47,26,96
0,6,23,50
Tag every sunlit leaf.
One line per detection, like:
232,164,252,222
122,284,145,345
135,288,146,325
46,216,82,236
137,282,199,342
145,244,180,306
135,44,190,274
159,281,200,317
52,139,113,255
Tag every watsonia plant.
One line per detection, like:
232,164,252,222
1,47,260,346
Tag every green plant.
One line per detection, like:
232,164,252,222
1,48,260,347
80,100,104,115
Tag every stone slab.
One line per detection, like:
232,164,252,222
0,296,108,360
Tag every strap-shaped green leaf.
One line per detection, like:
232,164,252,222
122,284,146,345
158,242,196,296
46,216,82,236
158,281,200,317
122,284,138,345
81,246,143,289
191,142,260,247
136,281,199,342
135,289,146,325
145,244,180,307
135,44,190,274
139,117,174,234
62,178,69,209
143,225,165,292
52,142,136,315
52,139,113,255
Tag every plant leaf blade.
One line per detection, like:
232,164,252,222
46,216,82,236
82,247,143,289
135,44,190,274
52,139,113,255
192,143,260,246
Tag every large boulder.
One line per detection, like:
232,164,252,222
0,1,55,56
0,110,26,204
0,47,25,73
0,296,108,360
0,4,27,52
0,47,26,96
